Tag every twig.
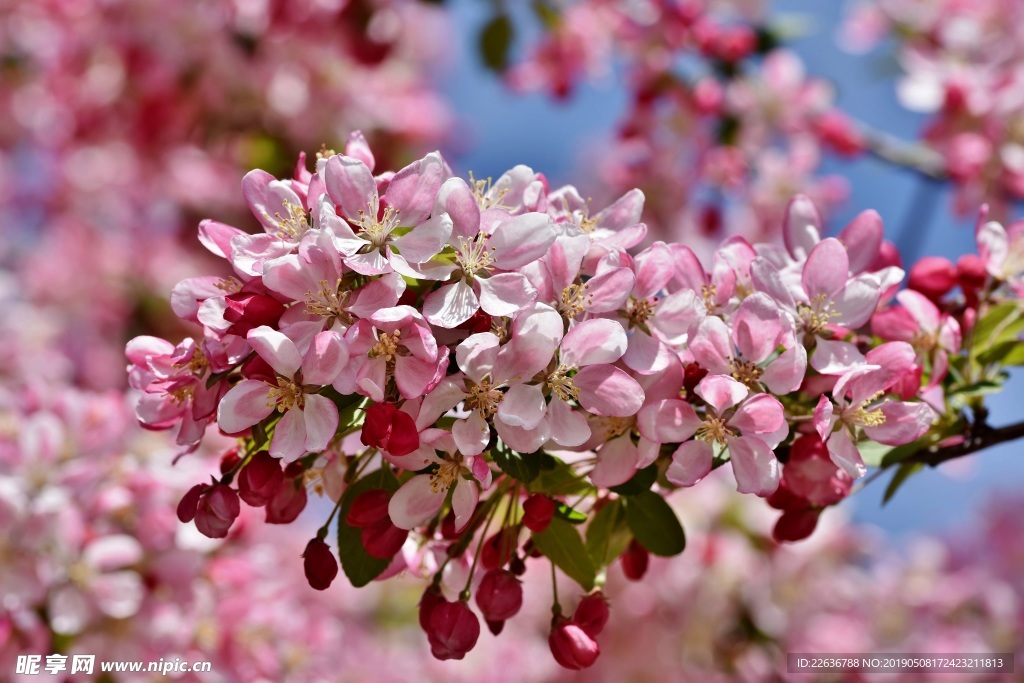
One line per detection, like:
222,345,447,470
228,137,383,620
903,417,1024,468
858,124,948,181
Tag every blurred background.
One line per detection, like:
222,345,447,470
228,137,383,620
1,0,1022,680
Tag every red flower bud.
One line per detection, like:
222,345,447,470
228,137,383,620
773,508,822,543
361,517,409,559
426,599,480,661
219,447,242,476
266,480,307,524
549,620,600,671
481,528,518,571
621,539,649,581
572,593,610,638
237,451,284,507
176,483,207,523
361,403,420,457
683,363,708,401
909,256,957,300
475,569,523,622
194,485,240,539
346,489,392,527
419,586,445,631
522,494,556,533
222,292,286,336
957,254,987,294
302,538,339,591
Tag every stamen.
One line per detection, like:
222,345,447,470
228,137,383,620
455,234,496,277
266,377,305,412
696,416,734,445
797,292,841,335
304,279,353,323
352,196,400,249
625,297,655,327
558,283,591,319
272,199,310,241
430,459,462,493
368,330,402,362
469,172,511,211
464,379,504,419
546,365,579,403
730,358,763,390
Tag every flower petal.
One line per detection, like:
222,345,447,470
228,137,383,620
574,366,644,417
247,326,302,377
270,407,307,460
726,436,780,496
637,398,701,443
666,440,713,487
560,319,627,367
389,475,445,530
302,394,339,454
802,238,849,299
218,380,274,434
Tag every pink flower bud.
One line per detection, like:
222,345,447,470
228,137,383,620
222,292,286,336
621,539,649,581
361,403,420,457
177,483,207,523
361,518,409,559
549,620,600,670
908,256,957,300
419,586,445,631
481,528,517,570
266,480,307,524
522,494,556,533
426,599,480,661
957,254,987,293
572,593,610,638
773,508,822,543
475,569,523,622
302,538,339,590
237,451,284,507
194,485,240,539
346,489,391,527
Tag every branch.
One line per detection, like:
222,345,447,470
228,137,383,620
905,417,1024,468
857,123,948,181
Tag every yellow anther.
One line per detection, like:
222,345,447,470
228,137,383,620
266,377,305,412
546,365,579,403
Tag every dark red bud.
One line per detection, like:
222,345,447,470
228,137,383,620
219,447,242,476
475,569,523,622
346,489,392,527
426,600,481,661
222,292,286,336
908,256,957,300
419,586,445,631
773,508,822,543
486,619,505,636
176,483,207,523
522,494,556,533
572,593,610,638
302,538,339,590
361,403,420,457
621,539,649,581
481,529,518,571
549,620,600,671
194,485,240,539
237,451,284,507
361,517,409,559
683,363,708,401
265,480,307,524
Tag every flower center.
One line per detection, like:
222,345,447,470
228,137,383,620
215,276,243,293
546,364,579,403
797,292,841,335
305,279,353,323
696,416,735,445
730,358,763,389
845,391,887,428
168,384,196,405
273,199,310,241
368,330,402,362
464,378,504,419
174,348,209,377
267,378,305,412
455,234,496,278
469,172,510,211
558,283,591,320
601,416,634,440
430,459,462,493
701,284,720,314
353,196,400,250
626,297,655,327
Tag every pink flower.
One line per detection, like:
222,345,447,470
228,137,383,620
661,375,787,496
871,289,961,386
217,327,348,461
976,219,1024,292
549,619,600,671
813,342,937,478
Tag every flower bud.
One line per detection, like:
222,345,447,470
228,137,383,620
419,586,445,631
481,528,518,570
549,620,600,670
426,599,480,661
346,489,392,527
361,403,419,457
773,508,822,543
572,593,610,638
361,517,409,559
237,451,284,507
475,569,523,622
522,494,556,533
177,483,207,523
908,256,957,300
219,447,242,476
222,292,286,336
621,539,649,581
266,480,307,524
302,538,339,591
194,485,240,538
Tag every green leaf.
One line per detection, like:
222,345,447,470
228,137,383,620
977,340,1024,366
972,302,1024,359
530,0,560,28
857,440,891,468
609,464,658,496
479,14,514,73
554,502,587,525
206,370,229,389
532,517,596,591
883,462,922,505
585,500,630,567
492,441,541,483
531,455,594,496
949,379,1006,398
337,467,400,587
624,491,686,557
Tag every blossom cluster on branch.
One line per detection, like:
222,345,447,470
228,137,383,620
127,133,1024,670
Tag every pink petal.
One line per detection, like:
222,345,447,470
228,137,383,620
302,394,339,453
476,273,537,318
217,380,274,434
864,401,935,446
688,317,733,375
826,429,867,479
453,411,490,456
730,394,785,435
547,398,591,447
347,273,406,319
726,436,780,496
590,434,639,487
324,155,376,221
593,188,644,229
585,267,635,313
668,244,708,292
170,277,225,323
395,355,442,399
389,475,445,530
560,319,627,367
437,177,481,240
344,131,375,171
637,398,701,443
451,479,479,532
976,220,1008,276
574,365,644,417
455,332,500,383
198,220,244,259
346,250,392,276
762,344,807,394
802,238,850,300
492,332,558,385
424,280,481,329
732,293,785,363
383,152,447,225
622,330,673,375
838,209,883,273
490,213,557,270
494,419,550,454
497,383,547,430
813,394,834,442
632,242,675,300
666,440,713,487
393,212,452,263
896,289,940,332
811,339,866,375
650,288,705,345
247,326,302,378
831,275,880,328
270,407,307,460
302,331,349,385
695,375,747,414
783,194,822,260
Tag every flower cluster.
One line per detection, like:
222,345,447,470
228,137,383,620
129,135,1024,670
